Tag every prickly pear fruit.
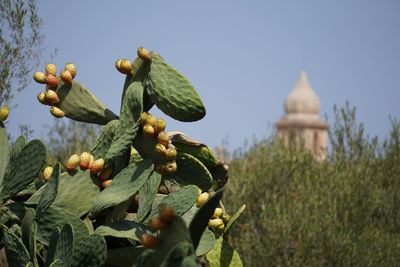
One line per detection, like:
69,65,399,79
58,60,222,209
0,106,9,121
102,179,112,188
90,158,105,174
99,165,113,181
146,114,156,127
60,69,73,84
79,152,91,169
37,92,47,105
66,154,80,172
115,59,133,74
163,162,177,174
33,72,46,84
88,154,95,169
45,63,57,76
50,106,64,118
157,132,169,146
222,213,230,223
45,90,59,105
154,118,166,134
196,192,209,207
140,112,150,126
208,218,224,229
143,124,155,137
165,147,177,161
140,234,160,248
43,166,53,182
149,217,168,230
159,205,175,223
137,47,152,61
45,75,59,88
155,143,167,157
213,208,223,219
65,63,76,78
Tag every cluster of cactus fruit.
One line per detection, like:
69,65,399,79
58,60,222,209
0,46,246,266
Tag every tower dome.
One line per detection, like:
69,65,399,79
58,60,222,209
284,71,320,114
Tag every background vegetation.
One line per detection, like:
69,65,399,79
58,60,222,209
224,104,400,266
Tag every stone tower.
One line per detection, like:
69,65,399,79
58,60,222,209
275,71,328,161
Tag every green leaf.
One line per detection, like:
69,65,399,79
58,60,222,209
89,160,153,218
36,164,60,218
94,220,148,241
0,139,46,201
0,122,9,186
224,204,246,234
137,171,162,222
205,237,243,267
196,228,216,256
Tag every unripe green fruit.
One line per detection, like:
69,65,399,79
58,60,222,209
65,63,76,78
45,90,59,105
137,47,152,61
66,154,80,172
33,72,46,84
0,106,9,121
90,158,105,174
157,131,169,146
60,69,73,84
222,213,230,223
140,233,160,248
45,75,59,88
155,143,167,157
79,152,91,169
43,166,53,182
45,63,57,76
208,218,224,229
213,208,223,218
165,147,177,161
37,92,47,105
154,118,166,134
149,217,168,230
143,124,155,137
50,106,64,118
196,192,209,207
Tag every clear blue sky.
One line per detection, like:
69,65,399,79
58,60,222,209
8,0,400,150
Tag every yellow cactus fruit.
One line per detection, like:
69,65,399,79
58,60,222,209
99,165,113,181
33,72,46,84
159,204,175,223
45,90,59,105
155,143,167,157
165,147,177,161
154,118,166,134
146,114,156,127
102,179,112,188
115,59,133,74
66,154,80,172
140,233,160,248
88,154,95,168
213,208,223,219
143,124,155,137
45,74,59,88
45,63,57,76
50,106,64,118
0,106,10,122
149,217,168,230
60,69,73,84
222,213,230,224
65,63,76,78
79,152,91,169
208,218,224,229
163,162,177,174
157,131,169,146
43,166,53,182
90,158,105,174
196,192,210,207
137,47,152,61
37,92,47,105
140,112,150,126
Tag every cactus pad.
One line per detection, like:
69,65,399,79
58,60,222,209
54,223,74,267
91,119,119,158
70,234,107,267
195,228,216,256
36,164,60,218
205,237,243,267
1,225,30,267
95,220,148,242
160,242,196,267
224,204,246,234
0,139,46,201
0,122,8,189
136,172,162,222
21,208,38,266
146,53,206,122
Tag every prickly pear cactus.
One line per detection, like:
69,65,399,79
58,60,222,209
0,46,245,267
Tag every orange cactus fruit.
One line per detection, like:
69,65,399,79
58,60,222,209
60,69,73,84
102,179,112,188
65,63,76,78
45,90,59,105
79,152,91,169
137,47,152,61
33,72,46,84
139,233,160,248
98,165,113,181
90,158,105,174
43,166,53,182
158,204,175,223
157,131,169,146
45,63,57,76
66,154,80,172
50,106,64,118
149,217,168,230
45,75,59,88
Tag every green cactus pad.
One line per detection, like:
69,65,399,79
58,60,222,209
205,237,243,267
44,228,60,267
0,122,8,192
55,80,118,125
0,139,46,201
224,204,246,234
36,164,60,218
146,185,199,222
21,208,38,266
28,169,100,217
146,53,206,122
54,223,74,267
171,152,213,191
91,119,119,159
106,247,144,267
48,260,63,267
70,234,107,267
36,206,88,246
189,190,223,250
196,228,216,256
137,172,162,222
1,225,30,267
180,255,200,267
95,220,148,242
160,242,196,267
10,135,27,163
89,160,153,218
